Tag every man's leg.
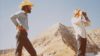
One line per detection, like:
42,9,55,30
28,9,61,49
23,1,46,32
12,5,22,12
22,31,37,56
16,42,23,56
78,35,87,56
15,31,23,56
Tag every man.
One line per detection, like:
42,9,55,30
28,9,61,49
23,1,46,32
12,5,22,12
71,9,90,56
11,0,37,56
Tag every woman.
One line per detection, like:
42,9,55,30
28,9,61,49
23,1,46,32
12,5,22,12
71,9,91,56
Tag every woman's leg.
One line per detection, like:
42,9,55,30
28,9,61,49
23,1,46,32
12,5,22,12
78,35,87,56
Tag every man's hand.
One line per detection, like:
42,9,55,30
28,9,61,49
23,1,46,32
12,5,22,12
16,25,25,31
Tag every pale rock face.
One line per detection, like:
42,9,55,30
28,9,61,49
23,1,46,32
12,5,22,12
0,23,100,56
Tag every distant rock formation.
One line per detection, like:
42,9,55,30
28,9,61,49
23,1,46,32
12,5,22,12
0,23,100,56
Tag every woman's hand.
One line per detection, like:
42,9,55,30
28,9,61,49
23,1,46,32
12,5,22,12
75,22,81,26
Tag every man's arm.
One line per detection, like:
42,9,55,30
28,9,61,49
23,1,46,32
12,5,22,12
11,14,26,30
11,14,19,27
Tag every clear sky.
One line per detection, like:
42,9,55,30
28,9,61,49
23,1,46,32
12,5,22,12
0,0,100,50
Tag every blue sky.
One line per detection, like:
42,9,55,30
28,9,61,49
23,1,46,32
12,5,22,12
0,0,100,50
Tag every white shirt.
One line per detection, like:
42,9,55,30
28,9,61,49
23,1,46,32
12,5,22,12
71,16,86,39
11,11,29,30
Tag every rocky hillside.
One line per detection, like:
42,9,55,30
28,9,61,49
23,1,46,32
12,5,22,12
0,23,100,56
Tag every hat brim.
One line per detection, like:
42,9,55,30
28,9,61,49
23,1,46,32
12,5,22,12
19,1,33,9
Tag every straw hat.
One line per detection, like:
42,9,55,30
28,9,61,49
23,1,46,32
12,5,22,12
19,0,33,9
